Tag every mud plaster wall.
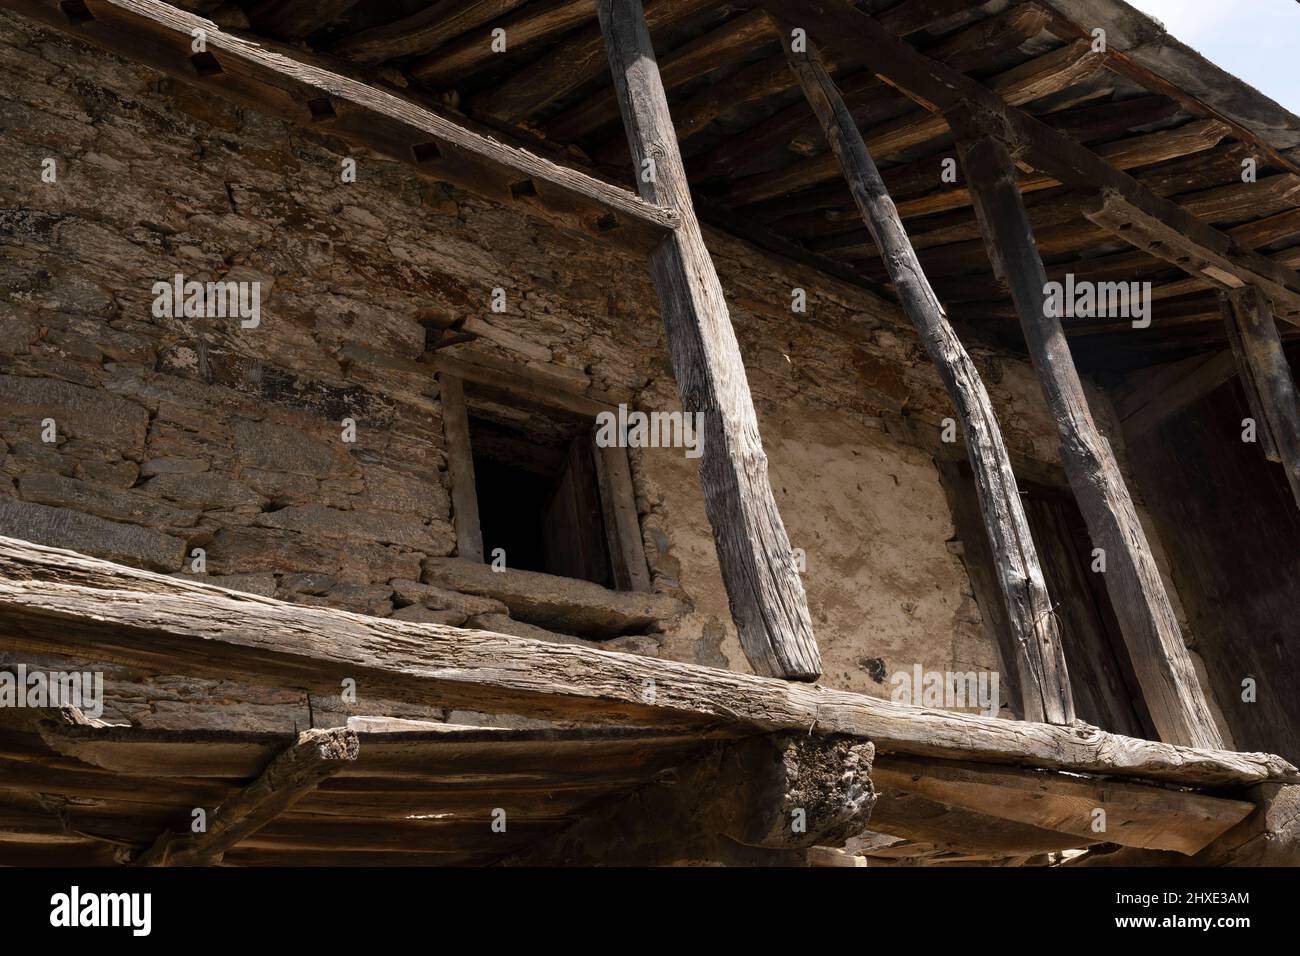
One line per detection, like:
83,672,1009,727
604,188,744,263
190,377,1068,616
0,14,1202,732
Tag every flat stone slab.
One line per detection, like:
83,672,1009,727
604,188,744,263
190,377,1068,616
421,556,683,638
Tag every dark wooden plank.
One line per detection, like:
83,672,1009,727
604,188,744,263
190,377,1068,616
592,441,652,591
950,105,1225,750
410,0,594,86
597,0,821,679
546,7,776,142
781,27,1073,723
1227,286,1300,508
1223,295,1281,462
1126,381,1300,765
1115,350,1239,443
437,373,485,563
331,0,530,63
248,0,362,39
475,0,719,124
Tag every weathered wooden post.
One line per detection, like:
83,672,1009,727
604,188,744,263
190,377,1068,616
949,101,1222,749
779,27,1073,724
598,0,821,679
1223,287,1300,510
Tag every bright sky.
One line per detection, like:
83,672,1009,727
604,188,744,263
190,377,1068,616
1126,0,1300,114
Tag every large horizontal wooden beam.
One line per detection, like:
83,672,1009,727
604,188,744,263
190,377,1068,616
753,0,1300,319
4,0,678,252
0,536,1295,787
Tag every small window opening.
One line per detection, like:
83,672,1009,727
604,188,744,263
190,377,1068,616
467,409,612,588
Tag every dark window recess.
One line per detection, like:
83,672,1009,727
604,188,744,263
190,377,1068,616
943,461,1156,738
469,415,613,588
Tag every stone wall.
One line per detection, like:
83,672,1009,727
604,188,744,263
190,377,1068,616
0,14,1157,729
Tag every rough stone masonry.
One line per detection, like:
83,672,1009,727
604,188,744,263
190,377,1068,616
0,12,1195,732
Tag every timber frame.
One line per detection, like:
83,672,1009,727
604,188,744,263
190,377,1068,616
2,0,1300,864
434,351,653,591
0,536,1296,866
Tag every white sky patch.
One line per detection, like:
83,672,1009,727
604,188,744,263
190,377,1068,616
1126,0,1300,114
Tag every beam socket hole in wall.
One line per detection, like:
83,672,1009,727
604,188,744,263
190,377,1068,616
510,179,538,200
190,51,223,77
306,97,337,122
1117,222,1133,232
412,141,442,164
58,0,94,24
595,213,619,232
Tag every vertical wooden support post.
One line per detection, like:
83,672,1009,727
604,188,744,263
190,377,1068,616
592,442,653,591
598,0,821,679
950,103,1222,749
1224,287,1300,510
780,30,1073,723
438,372,484,563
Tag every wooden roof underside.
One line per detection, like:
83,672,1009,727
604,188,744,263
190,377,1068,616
0,535,1293,864
157,0,1300,376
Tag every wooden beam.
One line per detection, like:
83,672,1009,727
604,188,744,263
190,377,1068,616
592,441,652,592
409,0,592,86
723,38,1106,206
780,27,1073,723
692,2,1054,183
1114,350,1239,441
476,0,717,125
2,536,1296,787
873,754,1255,856
126,728,359,865
1067,783,1300,866
546,8,776,142
4,0,678,253
1222,295,1281,463
331,0,531,64
753,0,1300,316
1226,286,1300,509
503,733,876,865
436,373,485,563
597,0,821,679
949,104,1224,750
247,0,361,40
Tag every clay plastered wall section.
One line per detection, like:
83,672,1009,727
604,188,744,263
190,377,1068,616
0,15,1131,725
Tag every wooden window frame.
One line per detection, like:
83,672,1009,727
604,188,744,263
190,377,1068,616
435,354,651,592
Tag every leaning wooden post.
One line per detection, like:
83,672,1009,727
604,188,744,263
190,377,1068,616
949,101,1222,749
779,29,1072,723
1224,286,1300,511
597,0,820,679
